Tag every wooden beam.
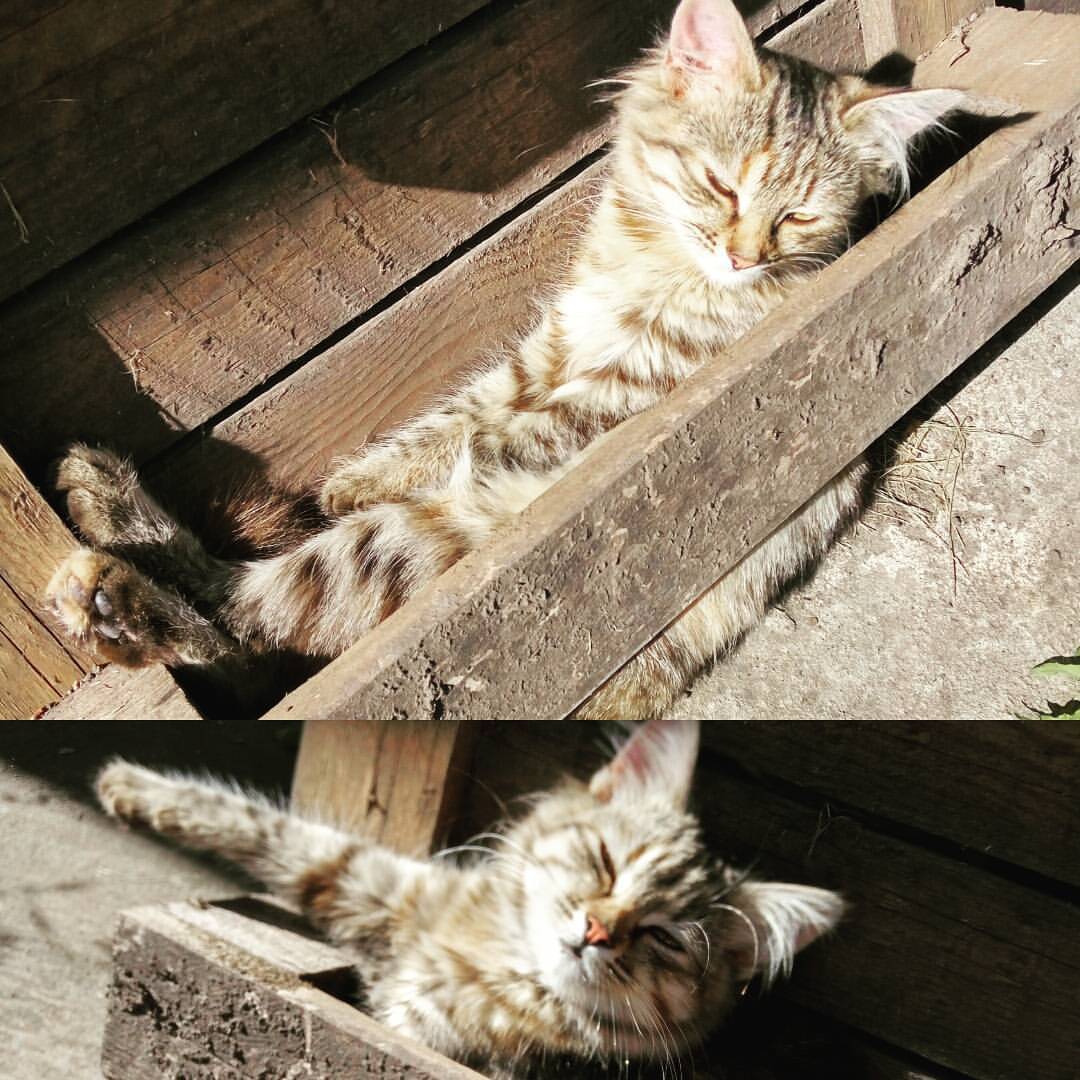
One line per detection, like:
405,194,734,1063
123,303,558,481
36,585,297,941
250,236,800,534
291,717,479,855
0,0,818,480
701,719,1080,889
0,0,489,302
858,0,986,65
259,10,1079,723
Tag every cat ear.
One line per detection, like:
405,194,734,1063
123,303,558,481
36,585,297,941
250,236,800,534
589,717,700,809
726,881,845,983
667,0,761,88
842,83,969,194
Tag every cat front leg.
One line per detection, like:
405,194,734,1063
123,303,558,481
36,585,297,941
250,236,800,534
319,410,474,516
46,548,235,667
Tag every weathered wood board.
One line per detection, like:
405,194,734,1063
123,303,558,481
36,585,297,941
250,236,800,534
39,663,202,720
858,0,986,64
0,444,90,716
0,0,827,481
0,0,489,301
291,716,478,852
701,719,1080,889
260,9,1080,723
103,899,486,1080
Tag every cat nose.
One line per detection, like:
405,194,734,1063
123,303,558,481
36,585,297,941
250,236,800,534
728,250,760,271
584,913,612,948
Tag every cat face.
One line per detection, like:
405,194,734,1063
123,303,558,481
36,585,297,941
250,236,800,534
612,0,968,287
502,719,843,1058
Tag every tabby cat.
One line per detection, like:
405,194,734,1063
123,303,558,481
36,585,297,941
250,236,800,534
96,716,844,1074
46,0,967,718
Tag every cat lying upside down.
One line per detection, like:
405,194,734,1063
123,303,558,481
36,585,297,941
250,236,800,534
46,0,967,718
97,717,843,1075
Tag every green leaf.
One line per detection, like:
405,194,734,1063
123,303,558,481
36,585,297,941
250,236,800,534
1032,655,1080,680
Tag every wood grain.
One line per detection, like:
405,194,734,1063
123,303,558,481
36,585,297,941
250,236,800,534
260,10,1080,723
858,0,985,64
0,0,828,481
701,719,1080,889
0,0,488,301
291,717,479,855
104,900,487,1079
155,0,866,501
0,443,89,716
38,663,202,720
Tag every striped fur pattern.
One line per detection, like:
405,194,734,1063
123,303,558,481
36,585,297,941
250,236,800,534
95,717,843,1073
45,0,967,717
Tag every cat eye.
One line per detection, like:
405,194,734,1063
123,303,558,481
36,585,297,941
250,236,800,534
704,168,736,201
641,925,686,952
598,840,617,885
781,211,819,225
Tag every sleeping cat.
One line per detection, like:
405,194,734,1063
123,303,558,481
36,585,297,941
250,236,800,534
96,716,843,1074
46,0,967,718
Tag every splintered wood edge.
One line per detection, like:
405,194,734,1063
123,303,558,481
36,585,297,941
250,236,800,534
262,9,1080,723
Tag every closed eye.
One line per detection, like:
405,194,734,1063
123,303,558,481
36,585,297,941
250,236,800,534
704,168,736,202
781,210,819,225
599,840,617,887
640,924,686,952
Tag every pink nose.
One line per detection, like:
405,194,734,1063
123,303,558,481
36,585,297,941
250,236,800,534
584,913,612,947
728,251,760,271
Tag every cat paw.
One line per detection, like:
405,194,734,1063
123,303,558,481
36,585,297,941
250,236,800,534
318,464,387,516
96,759,153,822
45,549,169,666
54,443,140,547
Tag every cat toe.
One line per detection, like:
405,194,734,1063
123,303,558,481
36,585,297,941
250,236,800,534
318,474,366,516
95,759,148,821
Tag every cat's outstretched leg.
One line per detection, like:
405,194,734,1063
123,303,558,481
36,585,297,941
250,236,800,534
96,759,426,937
46,548,235,667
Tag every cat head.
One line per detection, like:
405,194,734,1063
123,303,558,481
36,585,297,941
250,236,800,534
501,717,843,1059
610,0,967,286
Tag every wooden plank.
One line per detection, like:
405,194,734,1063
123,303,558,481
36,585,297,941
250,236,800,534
290,717,479,854
37,663,202,720
260,10,1080,723
156,0,866,502
460,723,1080,1080
0,0,489,302
701,719,1080,889
0,443,89,716
0,0,830,482
696,758,1080,1080
103,900,486,1080
858,0,986,64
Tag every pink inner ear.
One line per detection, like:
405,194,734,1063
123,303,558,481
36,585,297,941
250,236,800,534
669,0,753,74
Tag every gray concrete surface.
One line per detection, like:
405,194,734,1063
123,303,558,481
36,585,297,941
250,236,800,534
1,269,1076,1079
